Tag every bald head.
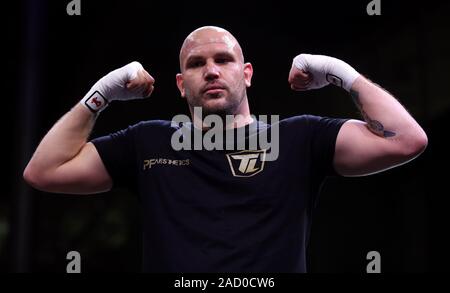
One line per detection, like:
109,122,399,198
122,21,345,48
179,26,244,71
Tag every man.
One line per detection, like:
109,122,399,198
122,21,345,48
23,26,427,272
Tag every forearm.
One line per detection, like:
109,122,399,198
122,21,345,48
27,61,150,173
25,103,96,176
350,76,427,145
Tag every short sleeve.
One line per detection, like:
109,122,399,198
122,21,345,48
90,124,139,192
307,115,348,178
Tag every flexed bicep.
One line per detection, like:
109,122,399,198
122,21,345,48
25,142,112,194
333,120,423,177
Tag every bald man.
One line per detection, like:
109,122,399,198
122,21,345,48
24,26,427,272
177,26,253,127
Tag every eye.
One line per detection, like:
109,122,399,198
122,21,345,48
216,57,231,64
187,60,204,68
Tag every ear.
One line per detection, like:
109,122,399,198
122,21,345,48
243,62,253,87
176,73,186,97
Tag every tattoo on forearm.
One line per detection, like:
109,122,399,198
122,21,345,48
350,89,396,138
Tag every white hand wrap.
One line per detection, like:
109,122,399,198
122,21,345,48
293,54,360,92
80,61,144,113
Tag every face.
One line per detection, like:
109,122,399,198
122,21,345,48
176,28,253,117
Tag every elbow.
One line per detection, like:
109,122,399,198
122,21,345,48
23,164,50,191
401,129,428,160
411,129,428,156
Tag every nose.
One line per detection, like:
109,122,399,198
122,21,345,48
203,60,220,81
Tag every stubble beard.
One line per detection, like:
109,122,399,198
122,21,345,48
187,87,246,120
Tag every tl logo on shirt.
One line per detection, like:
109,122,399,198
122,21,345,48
226,149,266,177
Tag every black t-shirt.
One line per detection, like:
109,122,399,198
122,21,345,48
91,115,347,272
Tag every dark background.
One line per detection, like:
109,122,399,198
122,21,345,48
3,0,449,272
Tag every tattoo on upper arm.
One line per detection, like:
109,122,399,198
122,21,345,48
350,89,396,138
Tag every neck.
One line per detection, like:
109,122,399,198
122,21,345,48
191,96,253,130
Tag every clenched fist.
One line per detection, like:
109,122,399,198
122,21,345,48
288,54,360,92
81,61,155,113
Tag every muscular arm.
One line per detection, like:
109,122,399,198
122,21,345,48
289,54,428,177
23,104,112,194
333,76,428,176
23,62,154,194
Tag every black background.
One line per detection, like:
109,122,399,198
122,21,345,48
3,0,450,273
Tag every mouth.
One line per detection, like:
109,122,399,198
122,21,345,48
204,88,225,95
203,84,227,95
